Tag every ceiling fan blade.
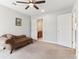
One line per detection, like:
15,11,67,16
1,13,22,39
34,1,45,4
29,0,33,2
34,5,39,9
16,1,29,4
32,0,35,2
25,6,29,9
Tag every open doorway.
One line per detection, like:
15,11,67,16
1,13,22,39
37,18,43,40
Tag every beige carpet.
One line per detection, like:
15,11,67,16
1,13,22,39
0,41,76,59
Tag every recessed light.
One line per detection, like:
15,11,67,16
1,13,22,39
41,9,45,13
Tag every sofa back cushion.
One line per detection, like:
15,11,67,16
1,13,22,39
2,34,14,39
14,35,26,39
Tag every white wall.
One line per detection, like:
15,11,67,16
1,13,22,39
31,12,74,48
31,8,72,40
0,5,31,36
43,14,57,42
31,14,57,42
31,16,39,39
72,0,77,48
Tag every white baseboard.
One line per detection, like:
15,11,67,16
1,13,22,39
40,40,74,48
42,40,57,44
34,39,75,48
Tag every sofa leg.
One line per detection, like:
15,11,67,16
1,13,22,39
10,49,13,54
3,47,6,50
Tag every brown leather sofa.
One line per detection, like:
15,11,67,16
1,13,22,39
6,35,33,54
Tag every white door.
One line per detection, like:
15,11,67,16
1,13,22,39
57,13,73,48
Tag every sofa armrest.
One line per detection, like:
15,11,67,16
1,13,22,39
5,44,11,50
6,39,15,48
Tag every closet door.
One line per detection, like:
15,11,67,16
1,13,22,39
57,13,73,48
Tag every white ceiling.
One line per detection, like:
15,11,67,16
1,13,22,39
0,0,75,16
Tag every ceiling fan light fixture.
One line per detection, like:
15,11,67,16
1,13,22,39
29,3,34,7
16,0,46,10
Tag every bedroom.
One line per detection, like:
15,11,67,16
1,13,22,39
0,0,77,59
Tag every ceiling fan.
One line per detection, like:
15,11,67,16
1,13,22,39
16,0,45,10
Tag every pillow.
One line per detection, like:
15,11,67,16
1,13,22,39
0,37,7,44
6,34,13,39
2,34,13,39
